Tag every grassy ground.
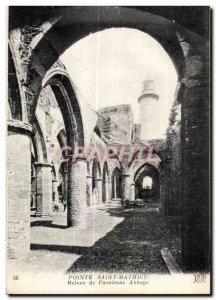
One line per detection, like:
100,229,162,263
67,205,182,273
9,203,182,275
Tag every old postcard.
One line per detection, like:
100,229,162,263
7,6,211,295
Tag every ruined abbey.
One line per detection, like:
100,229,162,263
7,6,210,277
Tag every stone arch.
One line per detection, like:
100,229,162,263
54,121,65,137
32,117,48,163
134,162,160,181
111,167,121,199
9,7,198,129
92,157,101,191
102,161,109,203
102,160,109,176
8,45,23,120
56,128,68,163
41,72,85,148
57,128,67,148
128,142,163,169
134,163,160,201
23,7,186,87
91,157,102,205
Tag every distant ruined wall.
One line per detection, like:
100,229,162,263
134,124,141,140
97,105,133,144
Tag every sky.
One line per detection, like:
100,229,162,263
61,28,178,139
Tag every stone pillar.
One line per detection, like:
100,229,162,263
86,175,93,206
52,179,59,204
107,176,112,204
130,183,135,201
113,176,116,199
179,36,209,271
31,176,37,208
121,174,130,201
35,162,53,216
103,179,109,204
96,178,103,204
62,169,68,205
7,120,32,259
67,157,87,228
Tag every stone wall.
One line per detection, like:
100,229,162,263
7,121,32,259
97,105,133,144
163,101,181,215
134,124,141,140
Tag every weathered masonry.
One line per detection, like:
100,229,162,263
7,6,210,272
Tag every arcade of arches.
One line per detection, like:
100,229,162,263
7,7,210,272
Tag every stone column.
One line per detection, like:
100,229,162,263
86,175,93,206
130,183,135,201
67,157,87,228
121,174,130,201
106,176,112,204
31,176,37,208
62,169,68,205
35,162,53,216
7,120,32,259
52,179,59,204
106,180,109,203
113,176,116,199
103,179,109,204
96,178,103,204
179,35,209,271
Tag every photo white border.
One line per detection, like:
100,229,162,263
0,1,214,299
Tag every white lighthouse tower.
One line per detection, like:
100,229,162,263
138,80,159,141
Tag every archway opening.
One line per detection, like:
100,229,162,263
111,167,121,200
92,158,102,204
31,154,36,211
143,176,153,189
102,162,109,203
134,164,160,201
30,83,69,217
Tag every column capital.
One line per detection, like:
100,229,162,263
87,175,93,179
71,155,87,163
34,162,53,168
7,119,33,137
121,174,130,177
52,179,58,183
97,178,103,181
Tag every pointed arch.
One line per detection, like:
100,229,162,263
134,163,160,201
38,72,84,148
111,167,121,199
32,116,48,163
8,45,23,120
102,161,109,203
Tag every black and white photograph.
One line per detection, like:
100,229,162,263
6,6,211,294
